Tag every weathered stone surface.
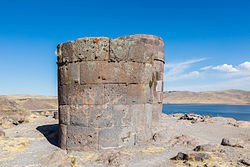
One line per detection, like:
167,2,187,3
78,84,104,105
130,104,152,143
221,138,244,148
110,39,129,61
57,41,74,64
152,103,162,127
69,105,88,127
67,125,98,151
112,105,131,127
101,62,128,83
73,37,109,61
58,124,67,149
88,104,113,128
104,84,127,104
98,126,135,149
127,84,152,104
153,82,163,103
59,105,70,125
80,61,103,84
58,34,164,151
153,60,164,81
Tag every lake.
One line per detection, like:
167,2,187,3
162,104,250,121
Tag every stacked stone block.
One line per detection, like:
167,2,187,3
57,34,165,151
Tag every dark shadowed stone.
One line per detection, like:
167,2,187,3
171,152,189,160
221,138,244,148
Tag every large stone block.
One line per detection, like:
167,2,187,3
58,65,70,86
130,104,151,143
67,125,98,151
153,43,165,63
58,63,80,86
101,62,128,83
153,60,164,81
58,124,67,149
112,105,131,127
125,62,152,84
57,41,74,64
59,105,70,125
127,84,152,104
69,105,88,127
58,85,69,105
152,103,162,127
152,81,163,103
80,61,103,84
73,37,109,61
98,126,135,149
88,104,113,128
104,84,127,104
110,39,129,61
68,62,80,84
78,84,104,105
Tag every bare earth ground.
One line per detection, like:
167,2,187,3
0,113,250,167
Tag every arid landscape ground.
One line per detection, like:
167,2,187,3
0,90,250,167
0,112,249,167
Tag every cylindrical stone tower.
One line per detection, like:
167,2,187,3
57,34,165,151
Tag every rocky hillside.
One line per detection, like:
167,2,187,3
0,94,57,112
0,95,57,127
163,89,250,105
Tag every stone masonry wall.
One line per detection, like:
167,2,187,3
57,34,165,151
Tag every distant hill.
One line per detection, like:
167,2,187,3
163,89,250,105
0,94,57,112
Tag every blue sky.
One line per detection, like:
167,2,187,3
0,0,249,96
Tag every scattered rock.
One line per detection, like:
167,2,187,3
239,159,250,166
152,130,173,143
170,135,201,147
204,164,209,167
193,144,217,152
179,113,211,123
171,152,189,160
227,122,239,127
221,138,244,148
190,152,210,162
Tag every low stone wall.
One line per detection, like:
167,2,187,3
57,34,165,151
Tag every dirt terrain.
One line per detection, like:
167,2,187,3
0,113,249,167
163,89,250,105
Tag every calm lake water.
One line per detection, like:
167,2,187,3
162,104,250,121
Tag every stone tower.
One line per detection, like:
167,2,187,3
57,34,164,151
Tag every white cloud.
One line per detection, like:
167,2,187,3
164,60,250,91
212,64,239,72
165,58,206,81
166,76,250,92
200,61,250,76
200,66,212,70
238,61,250,70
